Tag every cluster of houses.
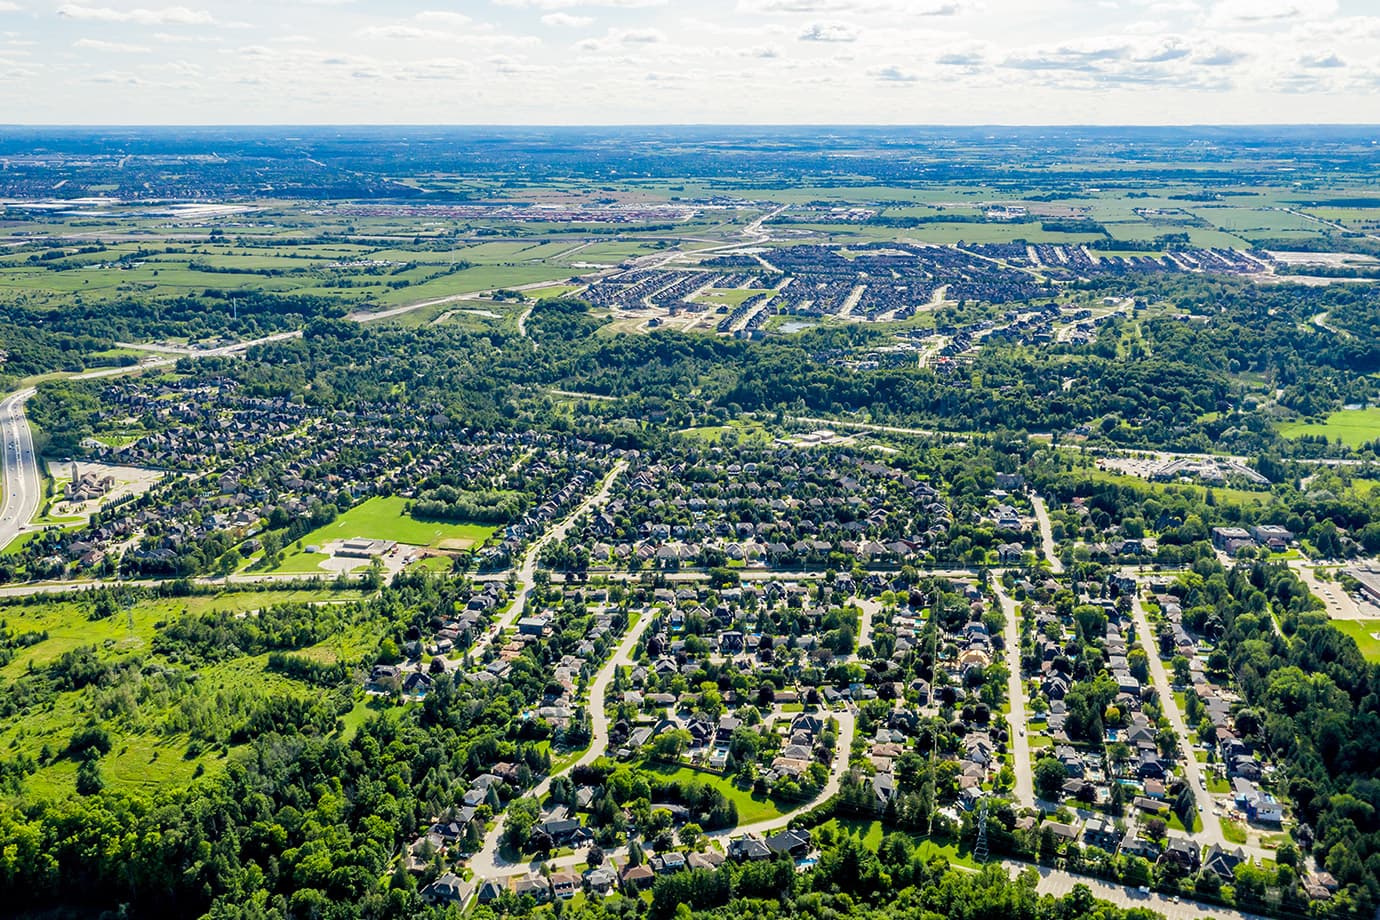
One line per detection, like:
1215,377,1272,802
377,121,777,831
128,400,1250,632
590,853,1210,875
442,827,816,907
560,448,958,570
22,372,613,579
1071,814,1251,882
1016,580,1185,816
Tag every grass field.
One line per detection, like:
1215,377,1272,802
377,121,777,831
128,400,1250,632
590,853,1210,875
293,496,495,550
1331,619,1380,663
676,420,774,445
1083,468,1271,507
1278,408,1380,449
0,588,368,677
0,586,372,802
819,818,979,868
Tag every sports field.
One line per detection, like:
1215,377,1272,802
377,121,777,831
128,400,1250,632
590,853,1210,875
1332,619,1380,663
294,496,495,550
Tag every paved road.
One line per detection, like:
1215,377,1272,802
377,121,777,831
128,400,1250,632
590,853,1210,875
468,461,627,663
1019,861,1268,920
993,582,1034,808
0,388,40,552
1128,585,1225,849
470,587,871,886
1287,559,1377,620
789,416,941,439
1030,494,1064,573
469,598,656,880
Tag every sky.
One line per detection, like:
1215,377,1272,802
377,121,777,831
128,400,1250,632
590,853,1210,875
1,0,1379,124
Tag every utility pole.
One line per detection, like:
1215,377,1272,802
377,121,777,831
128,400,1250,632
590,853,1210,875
975,798,990,863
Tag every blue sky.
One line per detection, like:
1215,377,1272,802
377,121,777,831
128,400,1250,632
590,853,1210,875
1,0,1378,123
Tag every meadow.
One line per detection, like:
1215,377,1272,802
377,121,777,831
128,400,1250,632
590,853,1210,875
638,761,789,825
0,585,371,801
1278,408,1380,449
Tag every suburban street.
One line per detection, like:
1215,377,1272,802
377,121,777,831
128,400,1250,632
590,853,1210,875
1018,861,1269,920
994,581,1035,808
455,460,628,668
468,596,867,887
1128,585,1226,849
468,594,657,881
1031,494,1064,573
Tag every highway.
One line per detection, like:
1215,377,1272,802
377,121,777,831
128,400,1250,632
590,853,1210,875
0,388,40,552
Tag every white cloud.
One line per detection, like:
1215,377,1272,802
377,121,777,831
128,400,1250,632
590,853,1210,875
1299,51,1344,67
798,21,857,42
871,64,918,81
738,0,966,13
415,10,472,27
495,0,665,8
0,2,23,12
541,12,593,26
1209,0,1336,25
358,24,452,40
57,4,219,25
75,37,151,52
574,25,663,52
1194,46,1249,65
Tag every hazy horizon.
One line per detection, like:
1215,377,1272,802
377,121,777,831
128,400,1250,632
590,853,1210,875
2,0,1380,124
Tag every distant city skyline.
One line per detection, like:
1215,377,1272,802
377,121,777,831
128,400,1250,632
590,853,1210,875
1,0,1379,124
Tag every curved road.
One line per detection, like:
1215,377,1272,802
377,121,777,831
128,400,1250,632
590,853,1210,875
0,388,40,552
467,460,627,664
1030,494,1064,574
469,592,870,887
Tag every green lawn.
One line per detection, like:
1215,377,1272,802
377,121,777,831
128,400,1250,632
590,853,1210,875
676,420,774,445
819,818,979,868
270,551,340,575
1278,408,1380,449
1083,468,1270,507
291,496,495,551
1221,818,1248,844
1330,619,1380,663
639,761,787,825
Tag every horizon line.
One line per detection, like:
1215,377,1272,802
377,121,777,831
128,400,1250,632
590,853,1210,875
2,123,1380,130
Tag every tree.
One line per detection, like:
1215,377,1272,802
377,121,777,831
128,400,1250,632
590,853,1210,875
75,757,104,796
678,822,703,851
1034,756,1066,801
649,729,692,761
